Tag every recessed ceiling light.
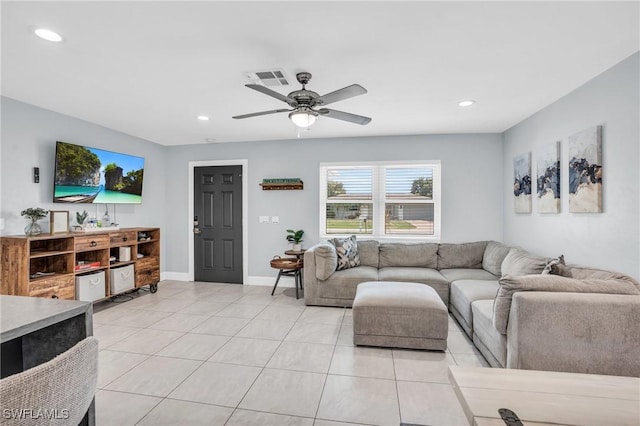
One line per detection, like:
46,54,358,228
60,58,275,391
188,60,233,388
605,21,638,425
196,115,210,121
458,100,476,107
34,28,63,42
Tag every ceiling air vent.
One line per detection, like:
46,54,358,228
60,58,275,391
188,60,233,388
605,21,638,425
244,69,290,87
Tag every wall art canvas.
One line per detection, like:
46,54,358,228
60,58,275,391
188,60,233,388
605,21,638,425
568,126,602,212
536,141,561,213
513,152,532,213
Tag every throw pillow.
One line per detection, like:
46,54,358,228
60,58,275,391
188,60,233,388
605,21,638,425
330,235,361,271
542,254,565,275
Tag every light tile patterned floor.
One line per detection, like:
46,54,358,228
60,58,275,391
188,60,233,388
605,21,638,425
93,281,488,426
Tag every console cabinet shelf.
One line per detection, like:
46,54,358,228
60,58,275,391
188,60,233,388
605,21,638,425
1,227,160,301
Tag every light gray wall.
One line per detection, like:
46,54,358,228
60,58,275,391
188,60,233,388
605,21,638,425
502,52,639,278
0,97,167,261
164,134,504,278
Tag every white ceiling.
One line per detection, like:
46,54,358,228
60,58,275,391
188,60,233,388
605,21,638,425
2,1,638,146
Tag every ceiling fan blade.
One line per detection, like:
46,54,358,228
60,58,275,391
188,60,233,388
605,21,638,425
232,109,290,119
315,84,367,106
318,108,371,125
246,84,297,106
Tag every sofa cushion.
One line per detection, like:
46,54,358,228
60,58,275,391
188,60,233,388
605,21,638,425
482,241,511,276
500,248,547,276
553,265,640,289
449,279,500,336
472,299,507,367
437,241,487,269
357,240,380,268
314,242,338,281
493,274,640,334
439,268,497,282
379,243,438,268
330,235,361,271
318,266,379,300
378,267,449,305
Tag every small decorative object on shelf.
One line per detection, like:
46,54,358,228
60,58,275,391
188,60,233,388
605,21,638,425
286,229,304,251
102,206,111,226
21,207,48,236
260,178,304,190
76,210,88,227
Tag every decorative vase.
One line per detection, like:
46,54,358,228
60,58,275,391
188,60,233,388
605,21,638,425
24,219,42,236
293,243,302,251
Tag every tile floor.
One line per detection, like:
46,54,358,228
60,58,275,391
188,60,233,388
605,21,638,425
93,281,489,426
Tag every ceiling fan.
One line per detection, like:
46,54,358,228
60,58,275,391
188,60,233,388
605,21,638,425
232,72,371,128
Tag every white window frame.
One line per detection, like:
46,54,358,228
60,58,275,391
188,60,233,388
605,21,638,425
320,160,441,241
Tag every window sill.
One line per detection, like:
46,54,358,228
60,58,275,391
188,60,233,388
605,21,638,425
321,234,441,243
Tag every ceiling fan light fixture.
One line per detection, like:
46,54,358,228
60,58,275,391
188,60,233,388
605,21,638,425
289,109,318,128
34,28,63,42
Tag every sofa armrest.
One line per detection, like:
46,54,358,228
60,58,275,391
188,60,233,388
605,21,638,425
506,292,640,376
303,246,321,305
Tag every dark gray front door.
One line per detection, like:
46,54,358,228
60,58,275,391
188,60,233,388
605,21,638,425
194,165,243,283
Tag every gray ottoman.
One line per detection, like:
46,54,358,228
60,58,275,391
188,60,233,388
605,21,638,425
352,281,448,350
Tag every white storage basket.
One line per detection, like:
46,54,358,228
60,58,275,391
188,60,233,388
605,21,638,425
110,264,135,294
75,271,105,302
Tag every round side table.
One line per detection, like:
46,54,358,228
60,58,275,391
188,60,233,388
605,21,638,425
270,257,304,299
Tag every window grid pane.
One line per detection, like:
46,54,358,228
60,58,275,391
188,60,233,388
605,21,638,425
326,167,373,201
385,167,433,200
325,203,373,234
384,203,434,235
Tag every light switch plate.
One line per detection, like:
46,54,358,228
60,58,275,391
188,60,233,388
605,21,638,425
259,216,270,223
271,216,280,224
0,218,4,231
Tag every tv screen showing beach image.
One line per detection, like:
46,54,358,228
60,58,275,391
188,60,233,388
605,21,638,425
54,141,145,204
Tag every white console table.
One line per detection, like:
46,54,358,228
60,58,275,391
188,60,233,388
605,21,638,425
448,366,640,426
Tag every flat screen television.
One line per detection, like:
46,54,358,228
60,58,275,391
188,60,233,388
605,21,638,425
53,141,145,204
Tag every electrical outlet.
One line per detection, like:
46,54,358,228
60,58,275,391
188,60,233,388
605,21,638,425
271,216,280,224
259,216,270,224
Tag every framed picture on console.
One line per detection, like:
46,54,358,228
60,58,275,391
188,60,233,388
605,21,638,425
50,210,69,234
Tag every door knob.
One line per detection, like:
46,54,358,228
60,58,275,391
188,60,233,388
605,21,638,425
193,215,201,235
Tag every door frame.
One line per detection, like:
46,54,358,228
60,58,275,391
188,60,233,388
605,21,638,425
188,159,249,283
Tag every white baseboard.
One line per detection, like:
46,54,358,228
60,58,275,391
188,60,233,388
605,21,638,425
245,275,295,288
160,272,295,288
161,272,190,281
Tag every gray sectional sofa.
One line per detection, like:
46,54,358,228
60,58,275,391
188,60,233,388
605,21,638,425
303,240,640,377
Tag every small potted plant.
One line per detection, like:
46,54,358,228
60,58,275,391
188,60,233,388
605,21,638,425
76,210,88,228
286,229,304,251
21,207,49,236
